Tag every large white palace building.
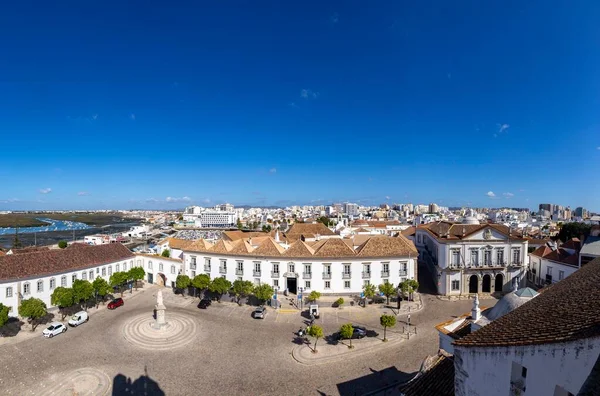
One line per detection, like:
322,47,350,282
414,218,528,296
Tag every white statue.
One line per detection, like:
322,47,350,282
156,289,164,306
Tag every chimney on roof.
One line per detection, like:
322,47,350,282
462,227,466,237
275,230,280,243
471,294,481,321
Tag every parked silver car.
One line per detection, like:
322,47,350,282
253,306,267,319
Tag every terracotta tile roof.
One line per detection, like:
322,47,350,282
354,227,370,233
186,239,213,251
0,251,5,257
424,222,525,241
401,226,416,237
282,240,315,257
228,239,255,254
561,238,581,251
135,253,182,262
11,246,50,254
210,239,234,254
454,257,600,347
313,238,357,257
222,231,268,242
447,321,472,340
530,244,579,266
400,352,455,396
355,235,418,257
0,243,134,281
286,223,335,236
250,237,286,256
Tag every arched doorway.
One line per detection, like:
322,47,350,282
468,275,478,294
495,274,504,292
157,273,166,287
482,275,491,293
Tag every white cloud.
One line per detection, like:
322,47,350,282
300,89,319,99
77,191,90,196
0,198,20,204
269,168,277,173
289,102,299,109
597,146,600,150
165,196,192,203
130,113,136,120
146,198,158,203
486,191,496,198
385,196,391,200
203,198,211,204
39,188,52,194
498,123,510,133
503,192,514,198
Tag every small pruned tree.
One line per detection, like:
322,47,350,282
335,297,344,308
308,290,321,302
253,284,274,305
208,277,232,302
378,282,397,305
399,279,419,301
0,303,10,328
92,277,111,306
380,314,397,342
231,280,255,305
192,274,211,298
363,283,377,301
128,267,145,290
58,240,68,249
72,279,94,310
340,323,355,349
19,298,47,331
51,287,75,320
175,274,191,296
307,324,324,353
161,249,170,258
110,272,129,297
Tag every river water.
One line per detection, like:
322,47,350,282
0,218,92,235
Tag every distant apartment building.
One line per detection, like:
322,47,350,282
343,203,359,216
183,204,238,228
429,203,439,214
575,206,589,218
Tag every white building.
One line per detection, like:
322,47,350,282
181,234,418,295
0,244,136,317
135,254,183,288
414,219,528,296
122,224,151,238
527,239,580,287
182,205,238,228
453,257,600,396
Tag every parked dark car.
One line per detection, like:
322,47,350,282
335,325,367,340
197,299,211,309
108,298,124,310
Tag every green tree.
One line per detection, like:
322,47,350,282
110,272,129,296
262,224,272,232
557,222,592,242
253,284,274,304
192,274,211,297
308,290,321,302
335,297,344,307
399,279,419,301
378,282,397,305
19,298,47,331
72,280,94,310
58,240,68,249
12,227,23,249
380,314,397,342
51,287,75,320
231,280,255,305
161,249,170,258
175,274,191,296
363,283,377,300
307,324,324,353
208,277,232,302
128,267,145,290
92,277,111,306
236,218,243,230
340,323,355,348
0,303,10,328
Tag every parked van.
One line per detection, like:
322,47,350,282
68,311,89,327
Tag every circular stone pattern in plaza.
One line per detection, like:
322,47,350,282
43,368,112,396
122,312,200,350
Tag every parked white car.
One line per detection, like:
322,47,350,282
68,311,89,327
42,322,67,338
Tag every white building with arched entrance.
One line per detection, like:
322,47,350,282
414,219,528,296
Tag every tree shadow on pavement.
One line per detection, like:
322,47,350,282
336,366,416,396
112,369,165,395
0,317,25,337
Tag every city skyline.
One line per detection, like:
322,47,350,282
1,1,599,211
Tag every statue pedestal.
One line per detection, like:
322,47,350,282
154,303,167,329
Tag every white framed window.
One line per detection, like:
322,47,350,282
23,282,30,295
343,264,351,274
237,261,243,271
148,261,153,270
116,264,120,272
72,273,77,283
273,279,279,287
484,250,492,265
254,262,261,272
61,275,67,287
159,263,163,272
470,250,479,266
451,280,460,291
496,249,504,264
324,264,331,274
191,270,196,278
82,271,87,280
272,263,279,273
89,270,94,280
547,266,553,275
6,287,12,298
305,281,311,289
363,263,371,274
137,259,142,267
304,263,311,274
559,270,564,280
102,267,106,276
382,262,389,273
96,267,100,273
190,256,197,266
363,280,370,286
451,250,460,265
512,248,521,264
325,281,331,289
171,265,176,274
37,280,43,292
108,266,112,276
288,263,295,273
123,262,127,271
344,280,351,289
254,278,261,285
50,278,56,289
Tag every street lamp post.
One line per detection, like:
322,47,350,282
299,287,304,310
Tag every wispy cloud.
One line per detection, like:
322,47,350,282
597,146,600,150
331,12,339,23
130,113,136,121
486,191,496,198
165,196,192,203
203,198,211,204
77,191,90,196
300,89,319,99
503,192,514,198
0,198,20,204
289,102,299,109
385,196,391,200
146,198,158,203
39,188,52,194
269,168,277,174
92,114,98,120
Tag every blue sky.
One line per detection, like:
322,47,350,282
0,1,599,211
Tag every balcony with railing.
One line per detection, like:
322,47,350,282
302,272,312,279
322,272,332,279
253,270,261,277
235,268,244,276
190,263,197,270
219,266,227,274
381,271,390,278
271,271,280,278
203,265,211,272
342,272,351,279
399,269,407,276
362,272,371,279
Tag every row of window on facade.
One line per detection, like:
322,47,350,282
190,257,408,275
5,260,141,298
145,261,178,274
449,248,521,266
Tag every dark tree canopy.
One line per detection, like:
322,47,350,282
58,240,68,249
556,223,592,243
